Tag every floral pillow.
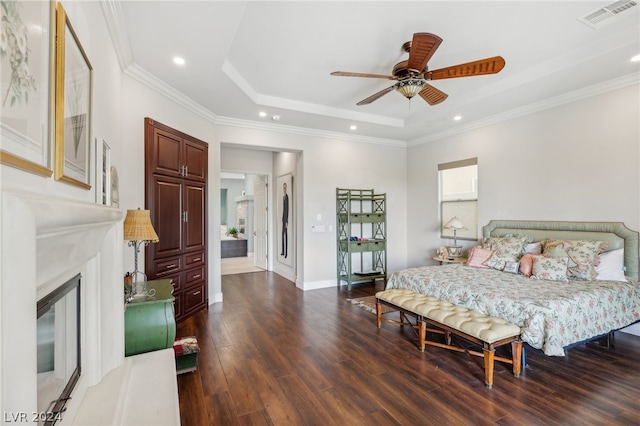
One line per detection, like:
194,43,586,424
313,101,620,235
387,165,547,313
530,254,569,282
482,235,532,270
542,239,608,280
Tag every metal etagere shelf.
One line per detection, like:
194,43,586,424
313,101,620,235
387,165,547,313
336,188,387,290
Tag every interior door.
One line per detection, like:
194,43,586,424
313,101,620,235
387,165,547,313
253,175,268,269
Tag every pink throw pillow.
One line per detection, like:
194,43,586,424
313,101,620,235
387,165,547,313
466,246,494,269
519,254,533,277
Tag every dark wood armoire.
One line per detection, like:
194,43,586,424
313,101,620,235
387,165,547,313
144,118,208,322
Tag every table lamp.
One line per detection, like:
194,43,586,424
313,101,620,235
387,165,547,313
443,216,467,258
124,208,159,301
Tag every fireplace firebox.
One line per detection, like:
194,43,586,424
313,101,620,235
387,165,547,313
36,274,81,425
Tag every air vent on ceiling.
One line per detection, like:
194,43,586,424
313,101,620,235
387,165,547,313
578,0,638,29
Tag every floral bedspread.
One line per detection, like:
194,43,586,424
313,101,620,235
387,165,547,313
386,264,640,356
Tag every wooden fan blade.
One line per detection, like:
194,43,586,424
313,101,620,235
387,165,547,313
418,84,448,106
407,33,443,72
427,56,505,80
356,86,395,105
331,71,397,80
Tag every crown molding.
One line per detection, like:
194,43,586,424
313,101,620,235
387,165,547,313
213,116,407,148
408,72,640,147
222,60,404,128
100,0,133,70
124,63,406,146
124,64,218,124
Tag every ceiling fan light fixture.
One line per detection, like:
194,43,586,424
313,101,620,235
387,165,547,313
396,78,427,99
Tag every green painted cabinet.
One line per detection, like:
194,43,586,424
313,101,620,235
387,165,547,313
124,279,176,356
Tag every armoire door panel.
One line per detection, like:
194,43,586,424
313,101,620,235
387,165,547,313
184,140,207,182
153,176,183,258
184,181,206,252
151,128,183,177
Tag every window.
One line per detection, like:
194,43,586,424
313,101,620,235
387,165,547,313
439,158,478,241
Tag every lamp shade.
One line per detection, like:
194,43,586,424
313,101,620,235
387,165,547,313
444,216,467,231
123,209,159,242
396,78,427,99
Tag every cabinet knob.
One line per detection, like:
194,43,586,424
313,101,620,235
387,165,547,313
166,264,178,269
192,257,201,262
192,291,201,296
192,274,201,279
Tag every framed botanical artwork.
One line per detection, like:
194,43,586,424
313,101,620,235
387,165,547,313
276,173,293,266
0,0,55,176
95,138,111,205
54,3,93,189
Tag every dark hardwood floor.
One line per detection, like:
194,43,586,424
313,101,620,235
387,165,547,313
176,271,640,425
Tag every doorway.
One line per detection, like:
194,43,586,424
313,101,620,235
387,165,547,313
220,173,268,275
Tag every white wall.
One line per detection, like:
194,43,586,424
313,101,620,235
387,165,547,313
406,84,640,269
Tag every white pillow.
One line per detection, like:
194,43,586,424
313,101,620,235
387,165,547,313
524,242,542,255
595,249,627,282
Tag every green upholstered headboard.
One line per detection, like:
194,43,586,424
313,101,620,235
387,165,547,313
482,220,639,280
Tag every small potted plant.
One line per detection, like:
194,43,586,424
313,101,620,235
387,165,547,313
226,227,239,238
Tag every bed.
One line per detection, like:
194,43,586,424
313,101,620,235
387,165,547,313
386,220,640,356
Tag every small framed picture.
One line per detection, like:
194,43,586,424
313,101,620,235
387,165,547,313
110,166,120,207
95,138,111,205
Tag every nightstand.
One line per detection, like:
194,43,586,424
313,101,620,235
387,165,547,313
434,256,468,265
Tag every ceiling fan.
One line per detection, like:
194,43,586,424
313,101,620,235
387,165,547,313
331,32,505,106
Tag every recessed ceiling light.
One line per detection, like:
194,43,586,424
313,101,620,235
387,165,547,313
631,54,640,62
272,115,281,121
173,57,185,65
259,111,267,117
454,115,462,121
350,125,357,131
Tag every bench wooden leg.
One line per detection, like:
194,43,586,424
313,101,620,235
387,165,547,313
376,301,382,328
511,340,522,377
445,330,452,345
418,319,426,352
483,343,495,389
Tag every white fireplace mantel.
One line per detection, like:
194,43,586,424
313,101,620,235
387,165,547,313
1,189,124,421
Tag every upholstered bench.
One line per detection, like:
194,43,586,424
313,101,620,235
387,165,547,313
376,288,522,389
